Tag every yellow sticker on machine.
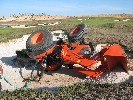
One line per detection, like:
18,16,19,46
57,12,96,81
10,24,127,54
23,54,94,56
77,60,80,63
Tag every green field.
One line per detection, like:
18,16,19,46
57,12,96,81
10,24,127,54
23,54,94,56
63,17,133,27
0,27,37,42
64,17,133,51
0,17,133,40
0,17,133,99
0,28,22,42
0,17,133,50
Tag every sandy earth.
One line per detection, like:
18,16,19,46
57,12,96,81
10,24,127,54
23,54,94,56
1,14,133,22
0,15,69,22
0,35,133,91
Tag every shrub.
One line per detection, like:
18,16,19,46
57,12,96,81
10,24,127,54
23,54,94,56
0,82,133,99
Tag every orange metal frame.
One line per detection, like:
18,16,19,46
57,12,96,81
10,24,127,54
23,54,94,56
35,43,127,78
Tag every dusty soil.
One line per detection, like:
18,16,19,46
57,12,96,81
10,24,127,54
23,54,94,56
25,62,133,90
98,14,133,18
0,15,69,22
13,49,133,90
1,14,133,23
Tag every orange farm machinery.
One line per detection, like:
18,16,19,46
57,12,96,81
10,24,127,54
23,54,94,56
26,23,128,80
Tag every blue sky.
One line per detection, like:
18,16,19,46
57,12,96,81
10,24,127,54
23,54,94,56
0,0,133,17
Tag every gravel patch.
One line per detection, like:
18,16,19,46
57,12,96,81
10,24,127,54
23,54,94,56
0,35,133,91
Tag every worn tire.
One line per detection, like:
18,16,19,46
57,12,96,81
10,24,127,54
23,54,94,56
68,23,88,44
26,30,53,57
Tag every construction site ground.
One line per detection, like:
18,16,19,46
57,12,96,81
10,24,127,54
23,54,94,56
0,35,133,91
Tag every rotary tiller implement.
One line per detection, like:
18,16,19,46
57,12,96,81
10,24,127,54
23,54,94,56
26,23,128,79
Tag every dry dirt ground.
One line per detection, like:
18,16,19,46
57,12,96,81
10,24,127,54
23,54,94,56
0,15,69,22
1,14,133,22
0,35,133,91
26,62,133,91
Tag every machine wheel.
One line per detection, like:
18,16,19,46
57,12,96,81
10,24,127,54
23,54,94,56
68,23,88,44
26,30,53,56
